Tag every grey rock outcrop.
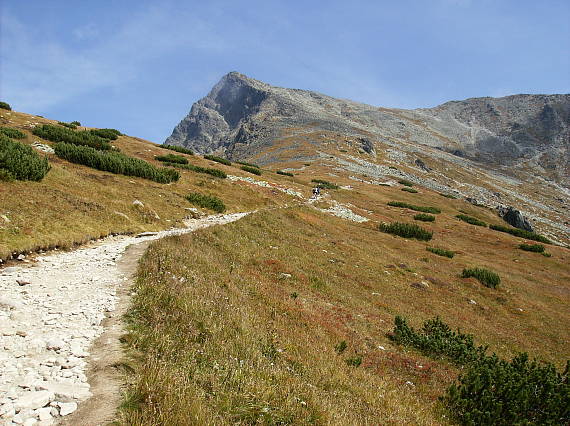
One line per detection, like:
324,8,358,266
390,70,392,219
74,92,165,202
497,206,534,232
165,72,569,187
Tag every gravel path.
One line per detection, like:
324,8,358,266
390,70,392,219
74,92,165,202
0,212,250,426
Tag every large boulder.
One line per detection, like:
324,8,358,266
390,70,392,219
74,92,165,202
497,206,534,232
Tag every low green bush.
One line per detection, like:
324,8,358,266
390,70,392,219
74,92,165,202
387,201,441,214
58,121,77,129
276,170,294,177
390,316,486,365
163,162,226,179
519,243,545,253
33,124,112,150
89,128,121,140
456,214,487,227
426,247,454,258
204,154,231,166
240,165,262,175
345,356,362,367
445,353,569,426
311,179,339,190
398,179,414,187
462,267,500,288
70,121,81,126
155,153,188,165
391,316,569,425
0,134,50,181
490,224,550,244
162,144,194,155
378,222,433,241
0,127,26,139
0,101,11,110
439,192,457,199
185,192,225,213
401,187,418,193
414,213,435,222
54,142,178,183
335,340,347,354
236,161,259,168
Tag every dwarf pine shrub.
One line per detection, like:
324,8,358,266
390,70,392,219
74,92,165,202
58,121,77,129
54,143,178,183
70,121,81,126
345,356,362,367
0,101,11,110
391,316,569,425
456,214,487,227
490,224,550,244
378,222,433,241
519,243,545,253
387,201,441,214
185,192,226,213
162,144,194,155
33,124,112,150
390,316,487,365
462,267,500,288
89,128,121,140
276,170,294,177
155,153,188,164
439,192,457,199
426,247,454,258
311,179,339,189
204,154,231,166
401,187,418,193
241,165,262,175
236,161,259,168
163,162,226,178
335,341,347,354
0,134,50,181
0,127,26,139
414,213,435,222
398,179,414,187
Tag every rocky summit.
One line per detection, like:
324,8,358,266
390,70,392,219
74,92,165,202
165,72,570,187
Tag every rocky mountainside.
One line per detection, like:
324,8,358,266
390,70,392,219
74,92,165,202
165,72,569,186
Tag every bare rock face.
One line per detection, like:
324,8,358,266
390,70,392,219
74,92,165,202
497,206,534,232
165,72,569,186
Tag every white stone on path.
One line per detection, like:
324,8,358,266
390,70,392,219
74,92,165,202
58,401,77,416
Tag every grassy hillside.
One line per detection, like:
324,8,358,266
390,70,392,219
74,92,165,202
121,207,569,424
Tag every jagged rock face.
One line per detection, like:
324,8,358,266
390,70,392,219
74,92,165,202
165,72,569,185
497,206,534,232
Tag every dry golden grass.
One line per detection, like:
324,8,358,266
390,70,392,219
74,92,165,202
121,207,569,424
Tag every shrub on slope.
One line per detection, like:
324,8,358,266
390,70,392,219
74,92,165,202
0,134,50,181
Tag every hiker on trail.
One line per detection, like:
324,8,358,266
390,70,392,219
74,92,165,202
316,186,321,196
312,187,319,198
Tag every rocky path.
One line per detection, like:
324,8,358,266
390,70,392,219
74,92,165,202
0,212,250,426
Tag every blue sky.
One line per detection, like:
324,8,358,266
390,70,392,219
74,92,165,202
1,0,569,143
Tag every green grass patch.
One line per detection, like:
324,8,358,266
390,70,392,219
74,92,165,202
162,144,194,155
461,267,500,288
155,153,188,165
185,192,226,213
163,162,226,178
33,124,112,150
276,170,294,177
240,165,262,175
378,222,433,241
311,179,339,190
54,142,179,183
204,154,231,166
519,243,545,253
456,214,487,227
0,101,11,110
398,179,414,187
387,201,441,214
490,224,551,244
89,128,122,140
438,192,457,199
413,213,435,222
426,247,454,258
0,127,26,139
0,134,50,181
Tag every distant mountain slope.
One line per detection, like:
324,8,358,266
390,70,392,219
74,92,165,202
165,72,569,186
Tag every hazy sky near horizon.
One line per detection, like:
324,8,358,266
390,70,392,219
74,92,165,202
1,0,569,142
